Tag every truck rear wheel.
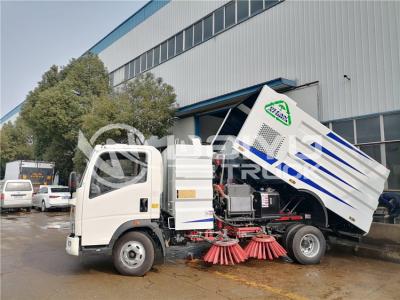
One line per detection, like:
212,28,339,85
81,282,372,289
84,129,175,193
112,231,155,276
291,225,326,264
282,223,304,258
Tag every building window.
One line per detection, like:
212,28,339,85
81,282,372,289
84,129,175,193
109,0,285,87
176,31,183,54
140,53,147,72
225,2,236,28
193,21,203,45
203,14,213,40
214,7,224,34
124,63,129,81
128,61,135,79
184,26,193,50
329,112,400,191
265,0,279,10
251,0,264,15
146,50,153,69
386,142,400,190
332,120,354,143
109,72,114,87
356,116,381,143
168,37,175,59
383,113,400,141
237,0,249,22
134,58,140,76
359,144,381,163
154,46,160,66
161,41,168,62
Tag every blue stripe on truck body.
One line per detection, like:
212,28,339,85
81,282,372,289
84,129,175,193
276,162,353,208
327,132,370,160
310,142,365,175
295,152,358,191
184,218,214,223
237,140,277,165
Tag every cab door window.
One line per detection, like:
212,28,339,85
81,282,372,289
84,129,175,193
89,151,148,198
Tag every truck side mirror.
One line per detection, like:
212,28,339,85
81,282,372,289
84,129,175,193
69,171,77,194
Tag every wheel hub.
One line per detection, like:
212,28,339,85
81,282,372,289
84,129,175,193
120,241,145,269
300,233,320,258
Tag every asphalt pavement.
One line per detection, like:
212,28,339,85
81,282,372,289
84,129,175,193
1,210,400,300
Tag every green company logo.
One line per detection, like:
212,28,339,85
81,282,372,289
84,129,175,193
264,100,292,126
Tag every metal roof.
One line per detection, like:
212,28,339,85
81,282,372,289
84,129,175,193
86,0,170,55
177,78,297,117
0,102,23,124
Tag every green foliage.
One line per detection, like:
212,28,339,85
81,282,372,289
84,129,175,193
121,73,177,137
17,54,176,181
20,53,110,182
73,73,176,173
0,119,34,178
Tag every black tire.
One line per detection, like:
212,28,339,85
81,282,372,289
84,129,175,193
41,201,47,212
26,208,31,212
282,223,305,259
112,231,155,276
291,225,326,265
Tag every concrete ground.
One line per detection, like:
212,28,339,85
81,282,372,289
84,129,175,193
1,211,400,300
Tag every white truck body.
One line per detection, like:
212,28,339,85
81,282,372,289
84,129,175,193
67,85,390,273
234,86,390,233
4,161,55,190
161,142,214,230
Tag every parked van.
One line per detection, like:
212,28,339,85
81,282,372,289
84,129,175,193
0,180,33,212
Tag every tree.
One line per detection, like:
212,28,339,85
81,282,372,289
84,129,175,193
0,118,34,178
20,53,110,182
73,73,176,173
121,73,177,138
20,53,176,181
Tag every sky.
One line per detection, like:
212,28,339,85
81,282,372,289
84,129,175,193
1,0,147,117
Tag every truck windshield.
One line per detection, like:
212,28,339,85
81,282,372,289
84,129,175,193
51,187,69,193
5,182,32,191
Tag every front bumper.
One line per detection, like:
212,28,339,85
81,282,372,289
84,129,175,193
66,235,80,256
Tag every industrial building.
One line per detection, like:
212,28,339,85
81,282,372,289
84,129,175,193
89,0,399,190
2,0,399,190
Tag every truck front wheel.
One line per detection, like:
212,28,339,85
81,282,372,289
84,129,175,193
112,231,155,276
291,225,326,265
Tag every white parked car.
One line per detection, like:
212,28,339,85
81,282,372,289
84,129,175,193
0,180,33,212
33,185,71,212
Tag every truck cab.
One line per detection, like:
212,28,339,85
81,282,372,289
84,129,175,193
67,144,164,274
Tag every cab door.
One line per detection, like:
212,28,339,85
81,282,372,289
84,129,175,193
81,149,152,246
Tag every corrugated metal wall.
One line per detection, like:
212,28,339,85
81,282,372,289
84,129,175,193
99,0,400,122
99,0,228,72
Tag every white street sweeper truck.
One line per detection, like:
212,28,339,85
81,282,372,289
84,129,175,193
66,85,389,276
